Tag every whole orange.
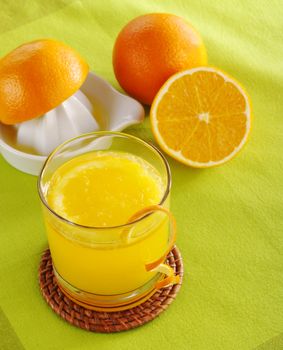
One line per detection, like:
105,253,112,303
113,13,207,105
0,39,89,125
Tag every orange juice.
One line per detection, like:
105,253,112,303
44,151,169,295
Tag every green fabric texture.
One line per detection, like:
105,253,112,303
0,0,282,349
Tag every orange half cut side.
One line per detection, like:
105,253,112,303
150,67,252,167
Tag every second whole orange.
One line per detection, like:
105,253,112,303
113,13,207,105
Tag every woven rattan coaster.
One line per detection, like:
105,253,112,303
39,246,183,333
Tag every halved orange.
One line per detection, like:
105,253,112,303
0,39,89,125
150,67,252,167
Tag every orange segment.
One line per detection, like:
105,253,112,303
150,67,251,167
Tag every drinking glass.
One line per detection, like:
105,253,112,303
38,132,180,311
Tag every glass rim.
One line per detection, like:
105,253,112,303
37,131,171,230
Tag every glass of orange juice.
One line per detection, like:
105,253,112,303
38,132,180,311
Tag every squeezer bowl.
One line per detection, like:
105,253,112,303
0,72,144,175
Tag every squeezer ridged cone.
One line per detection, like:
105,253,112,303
16,90,99,156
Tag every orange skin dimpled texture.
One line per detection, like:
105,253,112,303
113,13,207,105
0,39,88,125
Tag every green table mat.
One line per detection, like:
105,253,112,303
0,1,282,349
